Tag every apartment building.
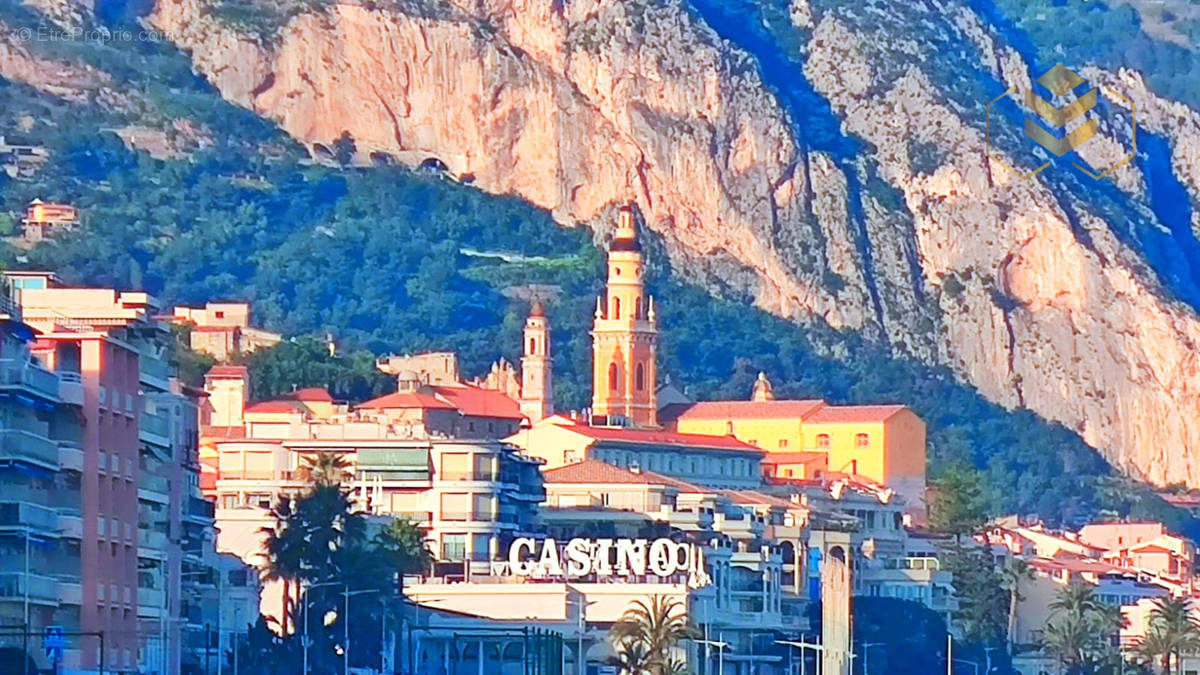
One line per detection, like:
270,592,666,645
0,306,89,672
13,277,220,674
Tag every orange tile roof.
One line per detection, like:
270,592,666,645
661,399,826,422
432,385,524,420
357,391,456,410
804,404,907,423
207,365,248,378
761,452,828,465
244,400,305,414
201,426,247,440
543,460,705,491
557,423,761,453
1129,543,1175,554
281,387,334,402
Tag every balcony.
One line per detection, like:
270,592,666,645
57,577,82,605
0,427,59,469
138,528,169,553
58,512,82,539
389,511,433,525
137,587,165,615
139,410,171,447
57,371,83,406
185,497,214,522
0,572,60,605
57,442,84,472
138,355,171,390
138,471,170,503
0,501,59,535
0,358,59,402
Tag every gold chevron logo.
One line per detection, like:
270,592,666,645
1023,64,1098,156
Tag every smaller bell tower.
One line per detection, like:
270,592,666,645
520,301,554,422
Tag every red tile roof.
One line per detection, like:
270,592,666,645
556,423,761,453
244,400,305,414
543,460,705,491
201,426,247,440
281,387,334,402
719,489,798,509
357,391,456,410
1129,543,1175,554
207,365,248,378
805,404,908,423
193,325,239,333
661,399,825,423
761,452,828,465
432,385,524,420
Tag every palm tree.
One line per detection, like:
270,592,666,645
374,518,434,587
1043,584,1128,674
261,495,306,635
296,452,350,486
607,639,654,675
999,558,1034,656
609,595,697,675
1136,596,1200,674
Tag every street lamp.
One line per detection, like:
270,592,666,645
301,581,343,675
565,596,598,675
775,638,822,675
857,641,885,675
693,637,731,675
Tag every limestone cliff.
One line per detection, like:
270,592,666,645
148,0,1200,485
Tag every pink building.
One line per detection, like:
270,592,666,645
37,330,142,673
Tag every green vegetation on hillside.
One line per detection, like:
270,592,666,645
0,1,1192,533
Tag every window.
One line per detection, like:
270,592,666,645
816,434,830,449
529,338,536,355
611,296,621,319
608,363,619,391
855,433,869,448
471,534,492,562
441,453,470,480
440,493,470,521
222,495,238,509
778,439,789,449
215,311,225,319
635,297,642,319
441,534,466,562
635,363,645,391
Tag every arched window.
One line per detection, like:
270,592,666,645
816,433,831,449
635,297,642,319
528,338,536,355
635,363,645,391
608,363,619,391
611,296,621,319
855,433,869,448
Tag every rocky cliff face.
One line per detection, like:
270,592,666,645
149,0,1200,485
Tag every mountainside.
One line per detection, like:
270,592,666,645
143,0,1200,486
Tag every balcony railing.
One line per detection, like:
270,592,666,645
0,358,59,401
138,528,168,552
138,471,170,496
139,355,171,387
57,442,84,471
0,501,58,533
187,497,214,520
137,586,165,611
0,428,59,468
0,572,59,603
140,410,170,444
58,371,83,406
389,511,433,524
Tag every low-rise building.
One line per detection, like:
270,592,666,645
168,302,282,361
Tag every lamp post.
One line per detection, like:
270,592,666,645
857,641,884,675
341,587,380,675
564,596,597,675
302,581,343,675
693,637,730,675
775,638,823,675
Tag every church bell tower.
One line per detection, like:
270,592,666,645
591,205,658,427
520,301,554,422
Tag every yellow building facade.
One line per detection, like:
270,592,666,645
664,391,926,509
591,206,658,427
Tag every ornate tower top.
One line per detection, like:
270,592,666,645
752,372,775,402
612,205,640,251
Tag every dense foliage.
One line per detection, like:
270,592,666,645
0,1,1194,534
